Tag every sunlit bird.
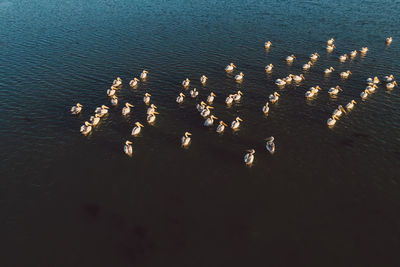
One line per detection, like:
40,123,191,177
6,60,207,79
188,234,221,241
230,117,243,130
346,100,357,111
176,92,185,104
131,122,144,136
129,77,140,87
122,103,134,115
265,136,275,154
327,115,340,127
140,70,148,80
269,92,280,103
225,63,236,72
244,149,255,166
80,121,92,135
204,115,218,127
95,105,109,117
216,121,228,133
71,103,83,115
143,93,151,104
124,141,133,157
181,132,192,147
190,88,199,98
207,92,216,104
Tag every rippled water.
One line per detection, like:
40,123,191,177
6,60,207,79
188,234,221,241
1,0,400,266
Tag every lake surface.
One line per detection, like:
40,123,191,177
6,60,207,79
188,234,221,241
1,0,400,266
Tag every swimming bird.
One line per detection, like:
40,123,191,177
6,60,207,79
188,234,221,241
262,102,270,114
346,100,357,111
303,61,313,70
71,103,83,115
181,132,192,147
182,78,190,88
94,105,109,117
366,84,378,93
284,74,294,84
386,37,392,45
197,101,206,112
216,121,228,133
244,149,255,165
366,76,380,85
360,47,368,54
190,88,199,98
140,70,148,80
360,89,369,99
129,78,140,87
200,75,208,85
113,77,122,87
204,115,218,127
386,81,398,90
147,104,157,115
143,93,151,104
122,103,134,115
80,121,92,135
124,141,133,156
147,111,159,123
265,137,275,154
131,122,144,136
265,64,274,73
200,105,214,117
111,95,118,106
332,105,347,117
231,117,243,130
384,75,394,82
233,91,243,101
328,86,343,96
340,70,352,79
275,78,286,87
90,114,101,126
324,67,335,74
327,38,335,45
305,86,321,98
286,54,296,63
350,50,357,57
264,41,272,49
339,54,348,62
326,44,336,52
293,74,305,82
107,87,116,96
234,72,244,82
176,92,185,104
207,92,216,104
225,94,234,105
310,53,320,61
327,115,340,127
225,63,236,72
269,92,280,103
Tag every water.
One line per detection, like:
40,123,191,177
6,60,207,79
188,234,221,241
1,0,400,266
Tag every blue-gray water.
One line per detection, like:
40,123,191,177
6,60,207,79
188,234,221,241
1,0,400,266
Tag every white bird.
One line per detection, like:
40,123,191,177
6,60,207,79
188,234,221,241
293,74,305,82
360,89,369,99
332,105,347,117
384,75,394,83
147,104,157,115
90,114,101,126
366,76,380,85
143,93,151,104
140,70,148,80
305,86,321,98
131,122,144,136
225,63,236,72
265,137,275,154
340,70,352,79
225,94,234,105
303,61,313,70
284,75,293,84
262,102,270,114
181,132,192,147
244,149,255,166
328,86,343,96
207,92,216,104
122,103,134,115
269,92,280,103
182,78,190,88
200,75,208,85
204,115,218,127
264,41,272,49
366,84,378,93
197,101,206,112
286,54,296,63
200,105,214,117
233,91,243,101
360,47,368,54
327,115,340,127
265,64,274,73
386,37,393,45
230,117,243,130
80,121,92,135
176,92,185,104
234,72,244,82
386,81,398,90
71,103,83,115
129,77,140,87
326,44,336,52
350,50,357,58
346,100,357,111
216,121,228,133
339,54,348,62
275,78,286,86
324,67,335,74
327,38,335,45
147,111,159,123
94,105,109,117
111,95,118,106
112,77,122,87
310,53,320,61
190,88,199,98
107,87,116,96
124,141,133,156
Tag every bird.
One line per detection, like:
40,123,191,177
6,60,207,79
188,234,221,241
122,103,134,116
360,89,369,99
200,105,214,117
216,121,228,133
326,44,336,52
350,50,358,57
111,95,118,106
190,88,199,98
384,75,395,83
112,77,122,87
265,64,274,73
324,67,335,74
129,78,140,87
95,105,109,117
230,117,243,130
275,78,286,87
71,103,83,115
305,86,321,98
310,53,320,61
197,101,206,112
234,72,244,82
327,115,340,127
264,41,272,49
147,104,157,115
262,102,270,114
233,91,243,101
207,92,216,104
386,37,392,45
360,47,368,54
339,54,348,62
182,78,190,88
265,137,275,154
147,111,159,123
293,74,305,82
225,63,236,72
176,92,185,104
303,61,313,70
340,70,352,79
124,141,133,156
327,38,335,45
200,75,208,85
140,70,148,80
131,122,144,136
332,105,347,117
366,76,380,85
269,92,280,103
225,94,234,105
181,132,192,147
286,54,296,63
386,81,398,90
284,75,293,83
107,87,116,96
346,100,357,111
204,115,218,127
244,149,255,165
143,93,151,104
89,114,101,126
366,84,378,93
328,86,343,96
80,121,92,135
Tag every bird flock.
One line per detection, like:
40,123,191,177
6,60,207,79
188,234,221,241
71,36,395,166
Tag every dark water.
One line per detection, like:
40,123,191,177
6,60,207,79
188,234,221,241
1,0,400,266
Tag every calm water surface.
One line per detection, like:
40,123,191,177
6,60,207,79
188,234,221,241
1,0,400,266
